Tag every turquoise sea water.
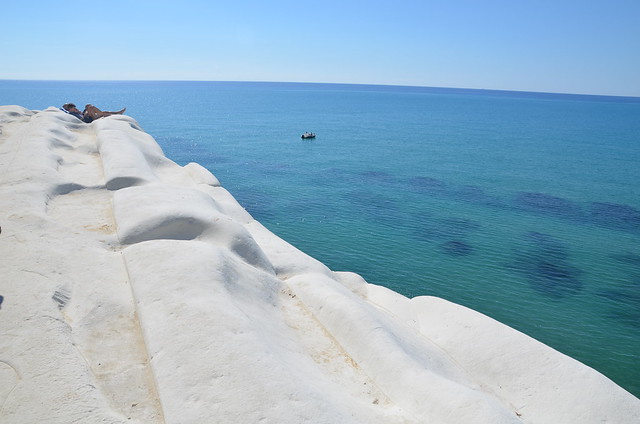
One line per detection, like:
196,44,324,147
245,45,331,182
2,80,639,397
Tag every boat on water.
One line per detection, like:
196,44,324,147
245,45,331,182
301,132,316,139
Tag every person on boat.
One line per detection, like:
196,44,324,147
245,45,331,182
61,103,126,123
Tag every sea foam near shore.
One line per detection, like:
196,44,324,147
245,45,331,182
0,105,638,423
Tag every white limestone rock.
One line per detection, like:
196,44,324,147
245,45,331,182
184,161,220,186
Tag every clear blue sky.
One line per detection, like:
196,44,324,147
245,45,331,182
2,0,639,96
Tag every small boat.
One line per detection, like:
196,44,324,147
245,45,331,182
301,132,316,139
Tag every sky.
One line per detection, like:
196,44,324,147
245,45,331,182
1,0,639,96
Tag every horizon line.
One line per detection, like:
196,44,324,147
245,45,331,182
2,78,639,101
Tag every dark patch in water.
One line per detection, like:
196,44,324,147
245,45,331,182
440,240,473,256
510,232,583,298
407,176,446,192
531,261,581,297
590,202,640,232
0,295,4,309
515,192,582,218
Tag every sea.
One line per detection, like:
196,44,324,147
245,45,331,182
2,80,639,398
